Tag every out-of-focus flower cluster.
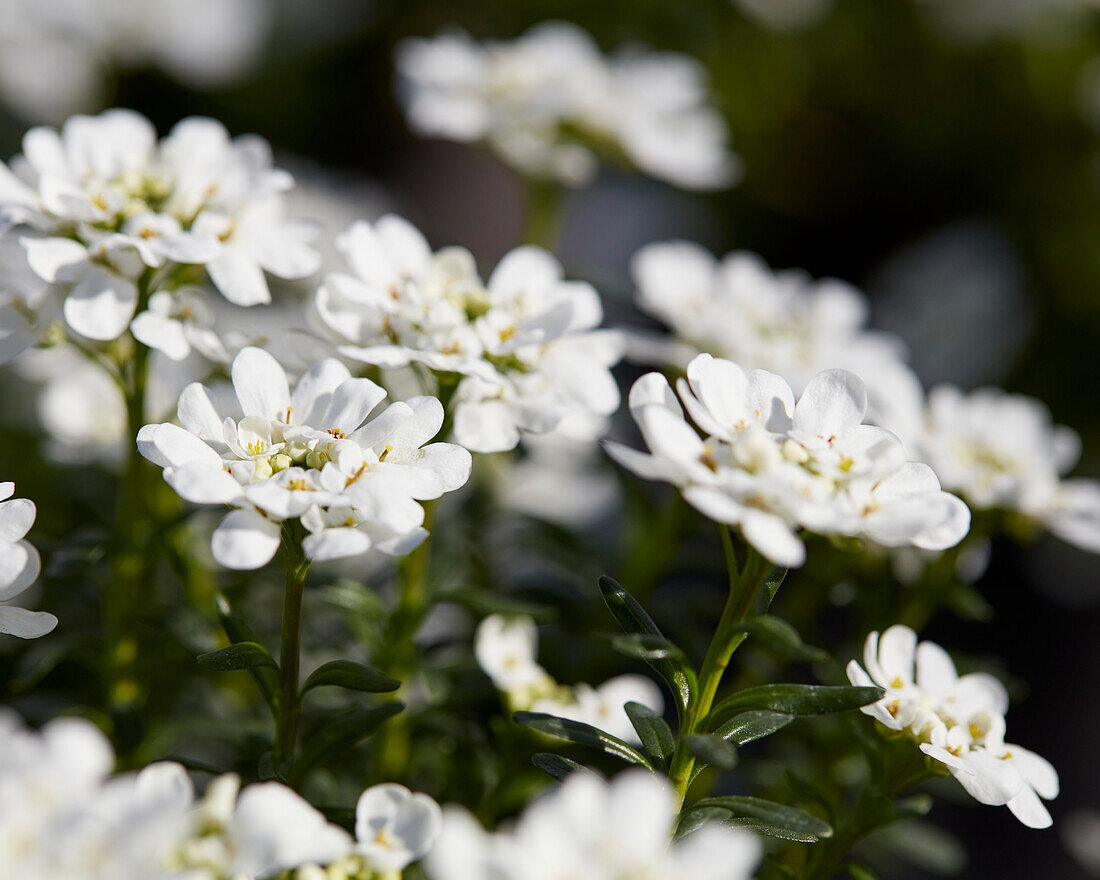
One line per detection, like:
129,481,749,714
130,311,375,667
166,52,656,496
395,22,739,189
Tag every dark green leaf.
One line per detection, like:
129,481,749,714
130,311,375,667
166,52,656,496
732,617,827,663
532,752,588,781
300,660,400,697
610,633,687,663
688,796,833,842
684,734,738,769
624,702,674,770
755,566,788,614
197,641,277,672
675,807,732,841
293,703,404,781
714,710,795,746
708,684,883,727
598,576,696,718
513,711,652,768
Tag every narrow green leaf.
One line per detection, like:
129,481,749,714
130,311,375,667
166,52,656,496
684,734,738,769
732,616,827,663
293,703,404,781
300,660,400,697
708,684,883,727
197,641,277,672
610,633,686,663
513,711,653,769
675,807,732,841
714,710,795,746
688,796,833,842
755,566,788,614
624,702,674,770
532,753,588,781
598,576,696,718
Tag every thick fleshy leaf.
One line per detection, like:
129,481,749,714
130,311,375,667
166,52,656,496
624,702,675,771
512,711,653,769
713,711,795,746
301,660,400,696
197,641,277,671
686,796,833,842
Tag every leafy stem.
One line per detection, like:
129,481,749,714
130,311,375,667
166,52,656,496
668,528,772,808
275,521,310,775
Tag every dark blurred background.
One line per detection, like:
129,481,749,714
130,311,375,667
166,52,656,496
1,1,1099,877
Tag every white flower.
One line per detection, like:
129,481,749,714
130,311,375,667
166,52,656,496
354,783,442,872
175,773,352,880
425,770,761,880
847,625,1058,828
316,216,623,453
130,287,229,362
0,234,56,364
138,346,471,569
475,614,553,696
533,674,665,746
629,242,921,427
607,354,970,566
395,23,738,189
908,385,1100,553
0,481,56,638
0,109,318,342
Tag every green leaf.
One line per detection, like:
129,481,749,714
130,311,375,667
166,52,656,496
708,684,883,727
598,576,696,717
684,734,738,769
713,710,795,746
687,796,833,842
513,711,653,768
755,566,788,614
293,703,404,782
675,807,732,841
213,595,277,709
197,641,277,672
300,660,400,697
532,752,588,781
732,616,827,663
610,633,687,663
624,702,674,770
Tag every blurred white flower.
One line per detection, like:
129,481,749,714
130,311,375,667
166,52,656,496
0,481,55,638
607,354,970,567
317,215,623,453
354,783,442,872
475,614,553,696
909,385,1100,553
425,770,761,880
0,109,319,342
848,625,1058,828
138,346,471,569
0,0,271,122
395,22,738,189
532,674,665,746
629,241,922,429
1064,809,1100,877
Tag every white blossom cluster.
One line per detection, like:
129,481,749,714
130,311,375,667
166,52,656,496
316,214,623,453
395,22,739,189
0,711,441,879
848,625,1059,828
0,0,269,122
475,614,663,745
138,346,472,569
425,770,761,880
0,480,54,638
608,353,970,567
0,109,319,350
901,385,1100,553
629,241,923,428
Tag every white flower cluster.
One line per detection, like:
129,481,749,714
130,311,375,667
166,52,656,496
608,353,970,567
0,711,441,879
848,625,1058,828
316,215,623,452
138,346,471,569
0,0,269,122
0,480,55,638
395,22,739,189
0,109,319,349
905,385,1100,553
426,770,760,880
630,241,923,427
475,614,663,745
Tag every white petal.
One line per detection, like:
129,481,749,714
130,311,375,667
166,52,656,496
321,378,388,435
290,358,354,426
877,625,918,684
453,399,519,453
166,464,245,505
178,383,230,443
740,510,806,567
1007,784,1052,829
1006,745,1059,800
64,266,138,340
232,346,291,420
211,509,281,570
208,247,271,306
0,540,40,599
21,236,88,282
794,369,867,438
915,640,957,696
137,423,223,469
0,497,36,543
0,605,58,638
131,311,190,360
303,527,372,562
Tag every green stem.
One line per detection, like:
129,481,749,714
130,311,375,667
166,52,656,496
275,524,309,774
522,177,564,251
668,529,771,807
